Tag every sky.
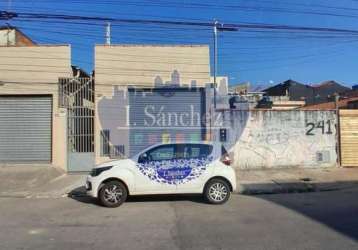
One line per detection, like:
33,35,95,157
1,0,358,88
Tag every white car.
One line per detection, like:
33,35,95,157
86,142,236,207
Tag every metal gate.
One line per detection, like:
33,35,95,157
340,109,358,167
59,78,95,172
0,95,52,163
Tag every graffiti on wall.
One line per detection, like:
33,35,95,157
220,110,337,169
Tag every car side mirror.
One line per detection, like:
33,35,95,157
138,153,149,163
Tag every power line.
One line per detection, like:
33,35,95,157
4,10,358,36
19,0,358,20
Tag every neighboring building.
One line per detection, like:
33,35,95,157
0,45,72,170
0,26,35,46
95,45,211,164
269,96,305,110
311,80,351,101
210,76,228,96
302,97,358,110
264,79,351,105
339,89,358,99
210,76,229,109
229,82,250,94
228,92,265,110
347,99,358,109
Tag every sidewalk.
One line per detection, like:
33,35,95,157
0,166,86,198
1,165,358,198
237,167,358,195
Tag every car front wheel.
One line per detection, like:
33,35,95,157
99,181,128,208
204,178,231,204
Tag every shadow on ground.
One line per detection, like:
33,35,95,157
254,183,358,242
69,185,207,205
240,180,358,195
69,182,358,241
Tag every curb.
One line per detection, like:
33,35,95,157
235,181,358,195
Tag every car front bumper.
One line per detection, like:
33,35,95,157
86,175,100,198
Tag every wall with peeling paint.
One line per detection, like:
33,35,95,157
217,110,337,169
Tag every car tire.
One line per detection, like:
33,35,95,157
204,178,231,205
99,181,128,208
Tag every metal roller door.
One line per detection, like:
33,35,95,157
0,96,52,163
340,109,358,167
128,88,206,157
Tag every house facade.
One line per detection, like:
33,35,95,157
0,45,72,170
94,45,211,165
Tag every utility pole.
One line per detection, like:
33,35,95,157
105,22,111,45
213,20,218,109
212,20,238,109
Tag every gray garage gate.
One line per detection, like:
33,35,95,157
0,95,52,163
128,87,206,157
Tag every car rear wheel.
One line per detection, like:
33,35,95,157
204,178,231,204
99,181,128,208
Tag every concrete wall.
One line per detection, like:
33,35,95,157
0,46,72,170
94,45,211,164
217,110,337,169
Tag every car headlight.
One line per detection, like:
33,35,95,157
90,166,113,177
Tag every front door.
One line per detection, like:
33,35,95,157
134,144,178,193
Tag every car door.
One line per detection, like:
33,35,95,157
134,144,178,194
175,144,215,192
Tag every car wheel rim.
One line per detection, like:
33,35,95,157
103,185,123,204
208,183,228,202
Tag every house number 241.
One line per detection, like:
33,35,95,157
306,120,333,136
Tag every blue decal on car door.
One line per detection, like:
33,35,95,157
136,144,212,185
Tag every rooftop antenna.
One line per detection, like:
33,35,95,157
105,22,111,45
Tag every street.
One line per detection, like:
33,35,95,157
0,189,357,250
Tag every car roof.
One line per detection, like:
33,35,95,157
133,141,221,159
149,141,214,147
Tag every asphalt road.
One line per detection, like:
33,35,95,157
0,189,357,250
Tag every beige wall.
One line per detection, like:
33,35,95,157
94,45,211,164
95,45,210,87
0,46,72,170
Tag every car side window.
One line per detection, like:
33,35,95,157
183,144,213,159
147,145,175,161
199,145,213,158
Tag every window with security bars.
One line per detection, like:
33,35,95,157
100,130,110,156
